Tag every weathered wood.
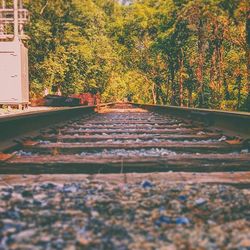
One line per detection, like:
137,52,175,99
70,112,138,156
8,153,250,162
1,172,250,186
22,141,243,154
60,127,206,135
0,153,14,162
40,133,223,142
1,153,249,174
79,120,185,125
66,123,194,130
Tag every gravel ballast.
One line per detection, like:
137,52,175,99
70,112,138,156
0,179,250,250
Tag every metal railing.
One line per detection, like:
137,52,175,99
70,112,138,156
0,0,29,41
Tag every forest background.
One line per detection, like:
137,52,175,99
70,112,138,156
24,0,250,111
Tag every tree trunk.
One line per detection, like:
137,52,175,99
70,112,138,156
197,19,205,107
237,75,242,110
169,64,176,105
216,43,224,95
188,89,193,107
152,82,157,104
210,47,216,90
223,78,230,100
40,0,49,15
165,76,170,104
246,1,250,106
179,49,184,107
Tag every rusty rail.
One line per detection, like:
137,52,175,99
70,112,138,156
131,103,250,138
0,103,115,151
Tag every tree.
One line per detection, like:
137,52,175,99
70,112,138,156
24,0,249,111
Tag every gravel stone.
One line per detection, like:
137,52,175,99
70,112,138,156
0,181,249,249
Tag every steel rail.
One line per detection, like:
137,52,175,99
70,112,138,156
0,103,115,151
131,103,250,138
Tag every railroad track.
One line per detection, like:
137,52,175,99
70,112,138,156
0,103,249,174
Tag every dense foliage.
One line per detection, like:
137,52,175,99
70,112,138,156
24,0,249,111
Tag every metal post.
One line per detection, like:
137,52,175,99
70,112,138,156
13,0,19,40
19,0,23,8
19,0,24,35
